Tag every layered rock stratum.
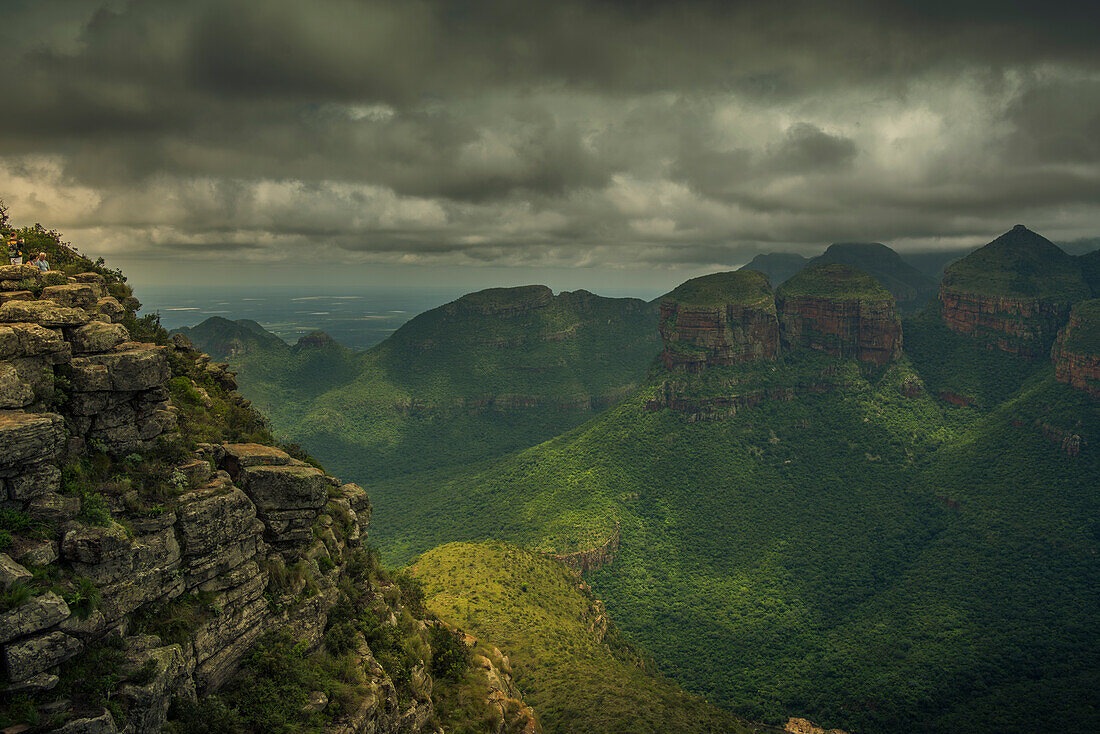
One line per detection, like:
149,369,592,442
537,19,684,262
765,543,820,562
1052,299,1100,399
659,271,779,372
776,263,902,365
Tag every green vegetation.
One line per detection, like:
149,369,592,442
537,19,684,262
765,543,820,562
738,252,810,289
662,270,775,308
178,287,660,482
131,593,218,645
777,262,893,300
410,541,772,734
808,242,938,313
364,317,1099,733
942,225,1090,300
1079,249,1100,296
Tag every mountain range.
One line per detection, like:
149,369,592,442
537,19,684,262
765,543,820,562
175,225,1100,733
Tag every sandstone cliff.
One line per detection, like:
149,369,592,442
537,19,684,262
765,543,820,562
0,264,539,733
658,271,779,372
939,225,1090,358
1051,299,1100,399
776,263,902,365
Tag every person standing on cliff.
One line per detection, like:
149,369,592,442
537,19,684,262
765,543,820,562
30,252,50,272
7,235,24,265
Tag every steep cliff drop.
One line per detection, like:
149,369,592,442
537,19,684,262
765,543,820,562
1052,299,1100,399
776,263,902,364
659,270,779,372
939,225,1091,358
0,262,540,734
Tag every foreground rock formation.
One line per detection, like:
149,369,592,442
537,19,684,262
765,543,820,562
0,264,539,733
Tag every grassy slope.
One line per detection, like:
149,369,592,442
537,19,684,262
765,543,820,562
204,290,660,482
369,319,1100,733
409,541,779,734
663,270,775,308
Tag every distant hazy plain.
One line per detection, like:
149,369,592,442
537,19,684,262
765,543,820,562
140,285,471,350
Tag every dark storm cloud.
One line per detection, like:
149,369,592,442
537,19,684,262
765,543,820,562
1,0,1099,273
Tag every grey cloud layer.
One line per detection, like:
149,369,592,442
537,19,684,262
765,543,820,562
1,0,1099,271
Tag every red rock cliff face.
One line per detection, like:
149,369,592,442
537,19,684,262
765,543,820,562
1051,310,1100,399
659,301,779,372
940,286,1072,359
776,296,901,364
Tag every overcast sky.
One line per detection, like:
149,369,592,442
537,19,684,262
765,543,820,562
1,0,1098,293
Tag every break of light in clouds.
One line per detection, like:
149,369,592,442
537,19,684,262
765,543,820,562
1,0,1098,290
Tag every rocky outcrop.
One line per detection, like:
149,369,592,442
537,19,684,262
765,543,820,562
294,330,337,350
776,264,902,364
659,271,779,372
1051,300,1100,399
939,225,1090,358
785,717,849,734
0,267,456,733
547,523,621,574
451,285,554,317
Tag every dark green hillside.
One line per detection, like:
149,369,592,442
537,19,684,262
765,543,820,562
1079,249,1100,296
942,225,1090,299
776,262,892,300
738,253,810,288
663,269,775,308
809,242,938,313
181,288,661,482
173,316,290,360
900,248,974,279
368,318,1099,733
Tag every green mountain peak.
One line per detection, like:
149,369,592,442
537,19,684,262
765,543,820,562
943,225,1090,300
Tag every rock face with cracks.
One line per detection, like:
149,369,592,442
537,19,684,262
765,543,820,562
0,265,537,734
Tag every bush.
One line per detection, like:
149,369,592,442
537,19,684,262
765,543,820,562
429,625,470,682
166,696,245,734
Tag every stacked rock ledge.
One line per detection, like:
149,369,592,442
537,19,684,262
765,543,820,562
659,270,779,372
0,266,482,733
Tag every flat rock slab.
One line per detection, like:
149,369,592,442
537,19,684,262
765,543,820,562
0,553,32,589
0,411,65,467
3,629,83,681
0,291,34,305
242,464,328,512
69,345,169,392
221,443,294,477
40,284,98,309
2,322,70,361
0,264,40,281
177,486,259,557
0,591,71,644
7,462,62,501
66,322,129,354
0,300,89,328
